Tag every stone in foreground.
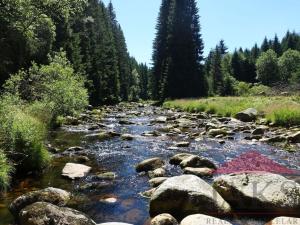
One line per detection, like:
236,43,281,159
151,213,178,225
149,175,231,219
149,177,168,187
265,217,300,225
135,157,165,173
213,172,300,215
19,202,96,225
235,108,258,122
180,214,233,225
62,163,92,179
9,187,71,217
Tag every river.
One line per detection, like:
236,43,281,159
0,103,299,225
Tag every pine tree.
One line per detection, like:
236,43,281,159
251,43,260,59
209,47,223,95
108,2,131,101
218,39,228,56
261,37,270,52
162,0,206,99
151,0,174,100
272,34,282,56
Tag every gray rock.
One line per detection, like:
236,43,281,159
252,126,268,135
213,173,300,215
95,172,117,180
19,202,96,225
62,163,92,179
265,217,300,225
151,213,178,225
149,168,166,178
140,188,157,199
136,158,165,173
208,129,227,137
183,167,214,177
121,134,134,140
149,175,231,219
9,187,71,217
180,155,217,169
180,214,233,225
175,142,190,147
155,116,168,123
149,177,168,187
169,153,193,165
235,108,258,122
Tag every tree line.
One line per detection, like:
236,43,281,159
0,0,150,105
151,0,300,100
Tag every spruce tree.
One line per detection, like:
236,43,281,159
272,34,282,56
261,37,270,52
209,47,223,95
161,0,206,99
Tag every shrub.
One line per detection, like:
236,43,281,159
234,81,251,96
278,49,300,82
5,51,89,120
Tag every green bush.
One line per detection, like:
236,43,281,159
234,81,251,96
5,51,88,120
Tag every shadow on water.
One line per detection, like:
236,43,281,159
0,105,299,225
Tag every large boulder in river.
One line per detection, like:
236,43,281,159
19,202,96,225
183,167,214,177
235,108,258,122
9,187,71,217
213,173,300,215
149,175,231,219
62,163,92,179
180,214,233,225
151,213,178,225
180,155,217,169
265,217,300,225
136,157,165,173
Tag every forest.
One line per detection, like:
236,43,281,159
0,0,299,225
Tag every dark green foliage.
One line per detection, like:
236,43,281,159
209,47,224,95
152,0,207,101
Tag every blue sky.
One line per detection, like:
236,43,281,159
102,0,300,64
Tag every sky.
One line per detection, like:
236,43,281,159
102,0,300,64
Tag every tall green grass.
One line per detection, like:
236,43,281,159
164,96,300,126
0,150,13,191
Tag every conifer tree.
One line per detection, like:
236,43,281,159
272,34,282,56
261,37,270,52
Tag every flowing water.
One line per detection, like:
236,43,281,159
0,104,299,225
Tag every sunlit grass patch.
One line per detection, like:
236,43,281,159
164,96,300,126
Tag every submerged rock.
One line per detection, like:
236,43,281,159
151,213,178,225
180,155,217,169
235,108,258,122
19,202,96,225
149,175,231,219
95,172,117,180
62,163,92,179
180,214,233,225
135,158,165,173
9,187,71,217
213,173,300,215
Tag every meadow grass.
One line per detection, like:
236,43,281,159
164,96,300,126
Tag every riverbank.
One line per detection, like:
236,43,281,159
164,96,300,126
0,103,299,225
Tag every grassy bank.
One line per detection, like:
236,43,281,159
0,52,88,191
164,96,300,126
